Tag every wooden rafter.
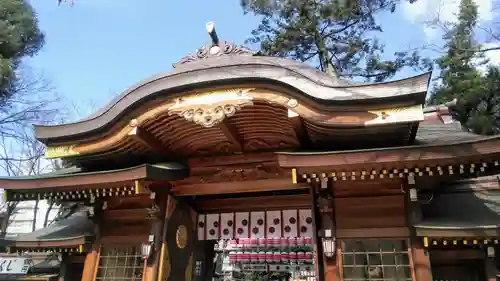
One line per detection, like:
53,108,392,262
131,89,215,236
128,127,168,154
218,121,243,151
289,116,311,147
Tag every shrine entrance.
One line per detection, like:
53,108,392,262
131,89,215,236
197,210,317,281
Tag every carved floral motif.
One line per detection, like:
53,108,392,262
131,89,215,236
178,104,241,128
173,41,253,68
168,88,255,128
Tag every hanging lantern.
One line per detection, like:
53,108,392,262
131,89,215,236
141,234,155,260
140,243,152,260
322,230,336,259
322,237,336,258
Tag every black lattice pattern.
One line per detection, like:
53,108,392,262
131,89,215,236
96,246,144,281
341,239,412,281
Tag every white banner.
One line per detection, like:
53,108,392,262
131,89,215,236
0,257,32,274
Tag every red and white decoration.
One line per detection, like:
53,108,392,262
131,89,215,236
197,209,313,240
220,213,234,240
205,213,220,240
282,210,299,237
250,211,266,239
266,211,282,238
235,212,250,239
299,209,314,237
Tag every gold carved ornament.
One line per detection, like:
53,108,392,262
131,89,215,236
167,88,255,128
45,145,79,159
176,225,188,249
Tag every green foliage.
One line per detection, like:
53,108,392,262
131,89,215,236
0,0,45,105
241,0,430,81
429,0,500,135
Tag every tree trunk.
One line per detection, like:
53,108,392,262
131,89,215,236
32,200,39,232
43,201,55,227
1,202,19,237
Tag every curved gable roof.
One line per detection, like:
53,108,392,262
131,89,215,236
34,55,430,143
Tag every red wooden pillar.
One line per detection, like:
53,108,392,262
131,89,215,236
412,239,432,281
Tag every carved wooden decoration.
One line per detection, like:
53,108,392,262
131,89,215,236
366,105,424,125
173,41,253,68
282,210,299,237
235,212,250,239
45,145,79,158
266,211,282,238
250,211,265,239
220,213,234,240
176,225,188,249
299,209,314,237
173,22,254,68
167,89,254,128
205,214,220,240
197,209,309,240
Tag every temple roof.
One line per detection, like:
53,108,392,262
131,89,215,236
0,163,187,201
414,184,500,237
33,23,430,151
34,56,430,143
1,212,93,250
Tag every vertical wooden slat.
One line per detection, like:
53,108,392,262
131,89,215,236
158,195,176,281
337,246,343,281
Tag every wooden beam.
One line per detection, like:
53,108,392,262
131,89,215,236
218,121,243,151
194,194,311,212
171,178,309,196
128,127,168,154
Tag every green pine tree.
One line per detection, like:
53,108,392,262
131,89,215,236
0,0,45,105
429,0,500,135
241,0,430,82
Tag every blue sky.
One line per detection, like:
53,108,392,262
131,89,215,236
27,0,434,120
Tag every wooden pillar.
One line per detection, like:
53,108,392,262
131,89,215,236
323,256,339,281
82,204,102,281
312,179,340,281
486,257,497,281
143,194,168,281
81,246,100,281
157,195,177,281
411,239,432,281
